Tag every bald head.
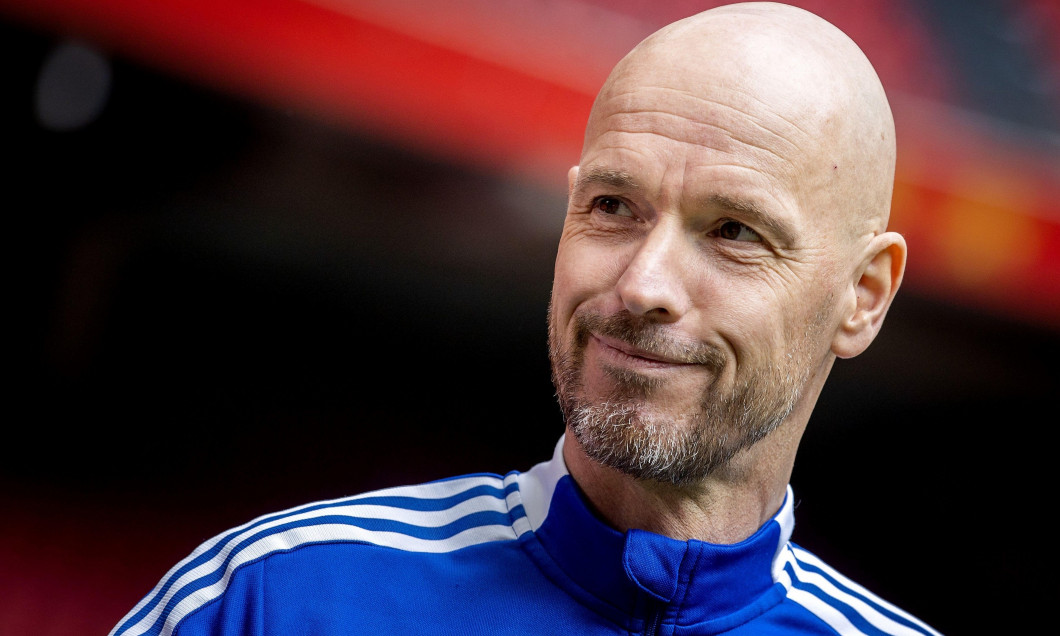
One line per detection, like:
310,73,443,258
584,2,896,237
552,2,907,505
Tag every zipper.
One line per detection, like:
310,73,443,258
642,602,664,636
644,610,662,636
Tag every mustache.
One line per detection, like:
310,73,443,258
573,311,725,371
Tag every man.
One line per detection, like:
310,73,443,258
111,3,940,635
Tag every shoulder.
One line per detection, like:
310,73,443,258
109,472,527,636
776,542,941,636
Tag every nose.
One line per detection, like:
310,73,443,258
615,223,691,322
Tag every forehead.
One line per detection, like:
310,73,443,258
592,83,809,169
585,15,852,176
582,88,812,219
579,34,850,227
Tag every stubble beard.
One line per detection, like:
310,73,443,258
548,305,819,486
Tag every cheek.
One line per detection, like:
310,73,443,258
553,238,627,313
709,287,804,364
719,257,839,331
771,284,840,362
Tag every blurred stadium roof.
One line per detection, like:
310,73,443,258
4,0,1059,327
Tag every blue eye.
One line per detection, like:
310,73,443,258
716,220,762,242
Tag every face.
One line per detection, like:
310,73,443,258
549,55,850,485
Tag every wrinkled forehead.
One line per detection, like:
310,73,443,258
583,7,895,236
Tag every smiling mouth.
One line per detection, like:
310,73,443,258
571,310,726,373
591,333,695,368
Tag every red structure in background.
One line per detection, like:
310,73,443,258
3,0,1059,327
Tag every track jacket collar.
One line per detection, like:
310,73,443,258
516,436,795,630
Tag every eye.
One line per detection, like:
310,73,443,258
592,196,634,218
715,220,762,242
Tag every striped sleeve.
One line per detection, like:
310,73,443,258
109,472,526,636
779,544,942,636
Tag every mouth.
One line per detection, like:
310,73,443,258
590,333,695,368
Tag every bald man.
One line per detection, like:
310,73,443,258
111,3,940,636
553,0,903,544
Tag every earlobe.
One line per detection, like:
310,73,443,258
832,232,907,359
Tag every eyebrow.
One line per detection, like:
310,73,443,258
708,193,796,246
574,167,640,193
574,166,797,246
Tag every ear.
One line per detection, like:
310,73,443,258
831,231,907,359
567,165,580,197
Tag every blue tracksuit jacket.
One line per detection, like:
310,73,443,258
110,437,940,635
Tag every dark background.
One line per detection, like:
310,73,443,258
4,1,1060,634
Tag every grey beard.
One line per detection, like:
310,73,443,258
551,308,812,486
564,373,799,485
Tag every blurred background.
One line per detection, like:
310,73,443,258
2,0,1058,634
